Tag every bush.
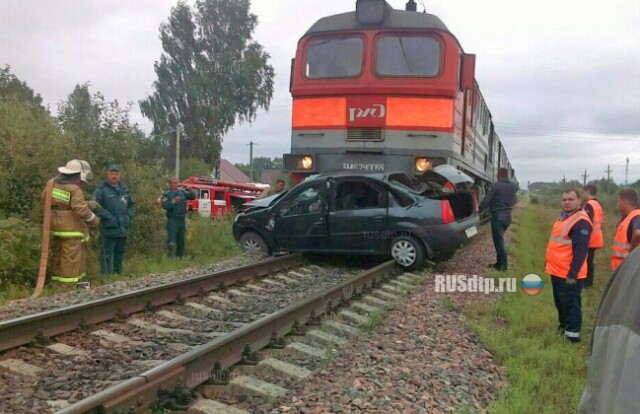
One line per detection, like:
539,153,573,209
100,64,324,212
179,158,212,180
185,213,239,258
0,218,40,289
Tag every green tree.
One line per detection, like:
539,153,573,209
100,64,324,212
0,65,45,111
235,156,283,182
57,83,148,172
140,0,274,175
0,67,63,218
180,157,212,179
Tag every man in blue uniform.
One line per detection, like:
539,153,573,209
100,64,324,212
161,177,196,258
479,168,518,271
93,164,136,275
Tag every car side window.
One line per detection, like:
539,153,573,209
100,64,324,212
335,181,385,210
280,183,324,217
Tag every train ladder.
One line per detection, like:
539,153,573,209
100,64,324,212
32,178,54,298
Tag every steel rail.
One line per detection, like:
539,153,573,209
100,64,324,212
56,260,397,414
0,254,304,352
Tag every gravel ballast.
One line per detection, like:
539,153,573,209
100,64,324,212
241,227,510,414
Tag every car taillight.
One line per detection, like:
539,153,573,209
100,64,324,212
441,200,456,224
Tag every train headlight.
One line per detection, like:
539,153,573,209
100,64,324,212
356,0,386,25
415,157,431,173
284,154,316,172
302,156,313,170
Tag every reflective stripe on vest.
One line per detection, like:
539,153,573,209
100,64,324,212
545,210,592,279
52,188,71,203
586,200,604,248
51,275,84,283
51,231,85,238
611,209,640,271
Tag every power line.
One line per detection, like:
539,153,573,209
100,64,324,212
495,122,634,135
498,131,640,142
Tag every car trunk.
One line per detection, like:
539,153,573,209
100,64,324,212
437,190,475,220
417,165,476,221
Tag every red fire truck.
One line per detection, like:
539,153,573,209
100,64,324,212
179,176,265,218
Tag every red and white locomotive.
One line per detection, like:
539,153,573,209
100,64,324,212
284,0,515,190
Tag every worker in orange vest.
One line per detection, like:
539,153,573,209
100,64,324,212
581,185,604,288
545,189,592,343
611,188,640,271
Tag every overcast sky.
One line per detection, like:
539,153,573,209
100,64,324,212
1,0,639,186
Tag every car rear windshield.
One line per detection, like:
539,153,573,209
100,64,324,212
376,35,440,77
305,37,363,79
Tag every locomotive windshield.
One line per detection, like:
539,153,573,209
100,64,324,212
376,35,440,77
305,37,363,79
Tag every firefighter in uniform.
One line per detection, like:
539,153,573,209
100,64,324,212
611,188,640,271
47,160,100,284
545,189,592,343
581,185,604,288
161,177,196,258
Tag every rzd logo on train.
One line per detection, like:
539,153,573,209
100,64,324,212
348,104,386,122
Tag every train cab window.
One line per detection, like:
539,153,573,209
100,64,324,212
305,37,363,79
375,35,440,77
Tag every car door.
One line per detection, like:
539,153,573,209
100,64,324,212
273,180,328,251
327,178,388,253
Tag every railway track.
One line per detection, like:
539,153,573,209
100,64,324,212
0,206,510,413
0,255,403,413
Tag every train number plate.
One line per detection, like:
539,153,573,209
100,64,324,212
341,162,386,172
465,226,478,238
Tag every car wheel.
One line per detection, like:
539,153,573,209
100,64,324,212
391,236,425,271
239,232,271,255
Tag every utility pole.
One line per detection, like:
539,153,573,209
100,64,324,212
175,126,181,180
582,169,589,186
605,165,612,182
625,158,629,186
248,141,256,182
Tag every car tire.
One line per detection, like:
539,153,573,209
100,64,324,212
239,231,272,255
391,236,425,271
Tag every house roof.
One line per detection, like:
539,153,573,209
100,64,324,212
260,169,283,186
219,159,251,183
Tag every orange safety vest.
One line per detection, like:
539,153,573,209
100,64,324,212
586,199,604,249
611,209,640,271
545,210,592,279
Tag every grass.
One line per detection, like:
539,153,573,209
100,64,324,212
465,195,614,414
440,295,460,313
0,214,241,306
361,309,385,332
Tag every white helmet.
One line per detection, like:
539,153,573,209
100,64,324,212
58,159,93,181
78,160,93,182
